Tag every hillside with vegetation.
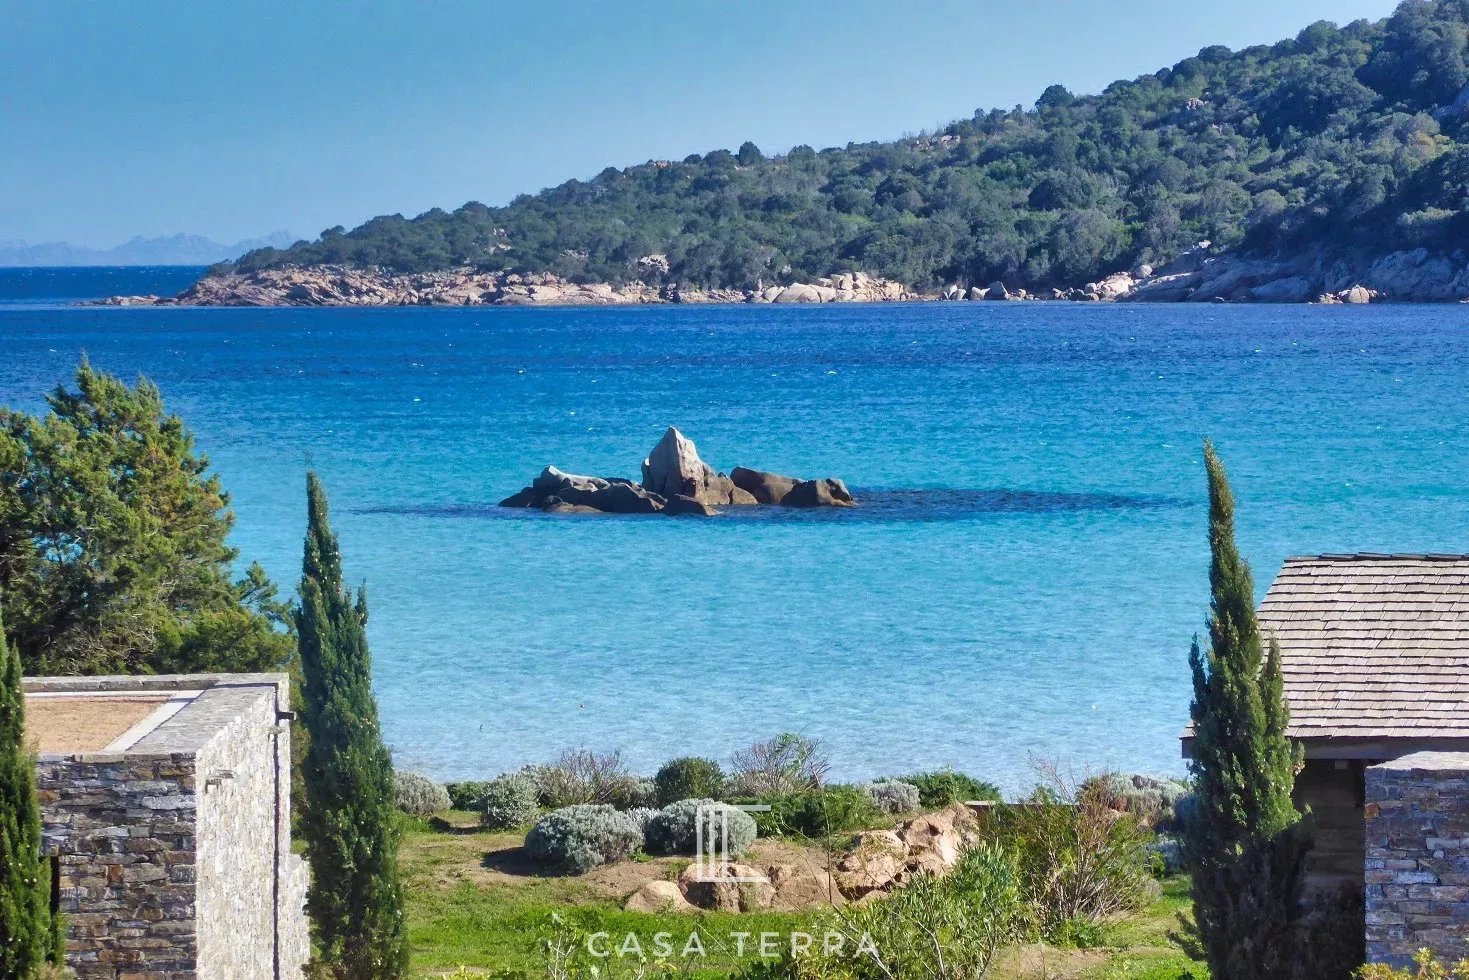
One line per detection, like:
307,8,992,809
219,1,1469,298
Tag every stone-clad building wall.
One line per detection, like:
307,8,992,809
36,753,201,978
1365,751,1469,966
194,681,308,979
30,673,308,980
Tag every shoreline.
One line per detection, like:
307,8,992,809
88,245,1469,308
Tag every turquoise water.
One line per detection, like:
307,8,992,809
3,268,1468,792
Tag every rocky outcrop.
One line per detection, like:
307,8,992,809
500,466,667,514
624,880,697,913
730,467,799,505
782,478,854,509
832,803,981,899
677,862,776,913
641,428,755,506
500,432,855,517
94,265,911,308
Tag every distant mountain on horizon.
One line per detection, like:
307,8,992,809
0,231,297,267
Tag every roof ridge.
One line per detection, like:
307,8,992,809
1286,553,1469,563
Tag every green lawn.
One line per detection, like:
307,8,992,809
400,813,1206,979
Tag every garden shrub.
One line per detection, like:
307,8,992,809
625,807,659,840
984,772,1154,939
444,780,492,812
524,804,643,874
897,768,1002,808
531,749,632,808
645,798,757,857
754,785,881,839
1360,949,1469,979
728,733,829,796
607,774,658,811
1083,772,1192,830
864,779,920,815
749,843,1022,979
654,756,726,805
392,770,451,815
479,773,540,830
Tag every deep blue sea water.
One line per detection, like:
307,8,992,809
3,267,1468,792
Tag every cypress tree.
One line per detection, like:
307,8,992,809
1183,442,1311,980
0,605,63,977
296,473,407,980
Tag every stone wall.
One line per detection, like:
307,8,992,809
1365,751,1469,966
194,681,306,979
37,753,200,978
32,673,307,980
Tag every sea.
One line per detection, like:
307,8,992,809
2,265,1467,793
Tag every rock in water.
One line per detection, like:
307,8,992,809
559,482,665,514
664,494,718,517
781,478,855,508
731,466,801,505
641,427,752,506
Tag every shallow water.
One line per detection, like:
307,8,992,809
3,268,1467,792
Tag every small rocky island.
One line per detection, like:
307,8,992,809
500,428,853,517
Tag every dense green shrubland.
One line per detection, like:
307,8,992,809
230,2,1469,291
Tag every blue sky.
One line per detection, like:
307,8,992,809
2,0,1399,247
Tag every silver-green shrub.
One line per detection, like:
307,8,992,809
626,807,659,841
646,798,756,857
524,804,643,874
1088,773,1192,830
865,779,921,814
393,770,451,815
480,773,540,830
608,775,658,810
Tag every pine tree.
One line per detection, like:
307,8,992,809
296,473,407,980
0,605,63,978
1183,442,1311,980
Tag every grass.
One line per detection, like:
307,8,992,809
400,812,1207,979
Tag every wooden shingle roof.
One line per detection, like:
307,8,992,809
1260,554,1469,742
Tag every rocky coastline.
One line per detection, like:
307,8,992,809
501,427,853,518
91,245,1469,308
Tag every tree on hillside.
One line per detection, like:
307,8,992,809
0,359,294,676
1182,442,1311,980
0,607,64,977
296,473,406,980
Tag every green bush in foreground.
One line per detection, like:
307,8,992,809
645,799,757,857
393,771,451,816
895,768,1001,808
986,774,1156,940
479,774,540,830
746,843,1022,980
653,756,726,806
444,780,492,812
524,804,643,874
753,785,881,840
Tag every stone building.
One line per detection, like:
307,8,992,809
1186,554,1469,967
24,672,309,979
